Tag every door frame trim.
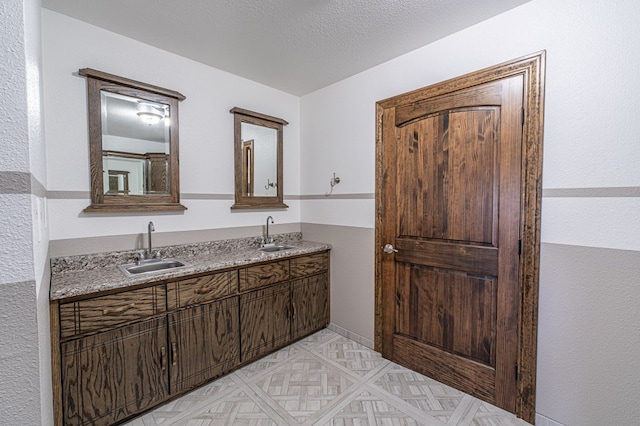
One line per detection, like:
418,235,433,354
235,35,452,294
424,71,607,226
374,51,546,423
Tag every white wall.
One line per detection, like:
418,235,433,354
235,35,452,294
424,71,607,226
300,0,640,424
42,9,301,245
0,0,51,424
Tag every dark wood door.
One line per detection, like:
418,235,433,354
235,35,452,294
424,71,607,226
60,317,168,426
168,297,240,394
378,74,526,412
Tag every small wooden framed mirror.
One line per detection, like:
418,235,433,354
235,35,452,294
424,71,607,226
79,68,187,212
230,107,288,209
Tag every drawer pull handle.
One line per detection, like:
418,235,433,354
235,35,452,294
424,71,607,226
160,346,167,371
259,273,274,280
172,342,178,366
194,286,212,295
102,303,136,315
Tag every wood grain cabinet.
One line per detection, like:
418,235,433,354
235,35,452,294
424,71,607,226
290,252,330,340
51,250,329,426
167,271,240,394
56,287,168,426
239,251,330,363
291,273,329,340
239,260,289,292
58,285,166,339
240,281,291,360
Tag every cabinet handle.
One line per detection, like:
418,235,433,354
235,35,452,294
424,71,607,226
193,286,211,295
160,346,167,371
102,303,136,315
259,273,274,280
292,302,296,320
172,342,178,366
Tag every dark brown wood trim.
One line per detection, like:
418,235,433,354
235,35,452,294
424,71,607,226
229,107,289,125
80,68,186,213
83,203,187,213
374,51,545,423
50,303,63,426
516,51,546,422
230,107,288,210
230,202,289,210
79,68,185,100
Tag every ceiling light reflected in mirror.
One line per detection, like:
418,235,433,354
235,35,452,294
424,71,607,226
136,102,165,125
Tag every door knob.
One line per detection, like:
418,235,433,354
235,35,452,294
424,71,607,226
383,244,398,254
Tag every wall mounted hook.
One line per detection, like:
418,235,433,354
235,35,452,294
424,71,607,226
265,178,277,190
325,173,341,196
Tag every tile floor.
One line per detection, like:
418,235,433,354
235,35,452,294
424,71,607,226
126,329,531,426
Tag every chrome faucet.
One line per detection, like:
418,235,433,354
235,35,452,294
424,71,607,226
263,216,274,246
147,221,155,258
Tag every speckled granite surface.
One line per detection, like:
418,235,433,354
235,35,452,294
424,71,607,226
50,232,331,301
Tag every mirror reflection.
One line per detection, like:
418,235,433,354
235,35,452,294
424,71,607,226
231,107,288,210
101,92,170,195
240,122,277,197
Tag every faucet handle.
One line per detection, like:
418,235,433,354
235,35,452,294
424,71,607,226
154,250,162,259
135,250,146,264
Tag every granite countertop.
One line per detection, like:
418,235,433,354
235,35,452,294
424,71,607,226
50,233,331,301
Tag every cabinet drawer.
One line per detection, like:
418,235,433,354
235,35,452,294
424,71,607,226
59,286,166,339
239,260,289,292
168,271,237,309
290,252,329,278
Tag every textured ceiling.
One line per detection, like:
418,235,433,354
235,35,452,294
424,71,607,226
42,0,530,95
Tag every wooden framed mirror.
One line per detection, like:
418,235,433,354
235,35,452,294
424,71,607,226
79,68,186,212
230,107,288,209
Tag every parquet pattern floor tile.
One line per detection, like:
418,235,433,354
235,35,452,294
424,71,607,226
124,330,531,426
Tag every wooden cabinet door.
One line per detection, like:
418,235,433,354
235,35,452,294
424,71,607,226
291,273,329,340
60,317,168,426
239,282,291,361
168,297,240,394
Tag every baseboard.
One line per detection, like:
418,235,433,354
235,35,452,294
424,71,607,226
535,413,565,426
328,323,375,350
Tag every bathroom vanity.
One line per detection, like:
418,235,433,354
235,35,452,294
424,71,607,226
49,235,330,426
